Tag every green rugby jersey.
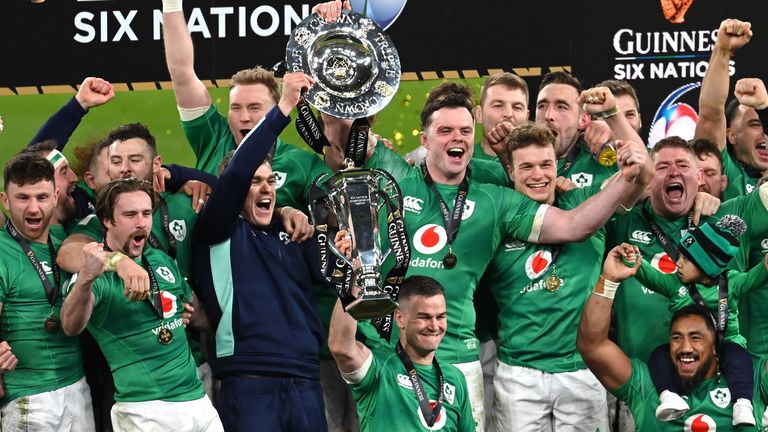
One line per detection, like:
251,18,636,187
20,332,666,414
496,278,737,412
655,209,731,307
0,226,83,404
635,261,768,348
63,248,203,402
351,348,475,432
721,147,760,201
606,188,768,362
180,105,331,210
557,140,618,189
614,358,768,431
482,185,603,373
362,144,543,364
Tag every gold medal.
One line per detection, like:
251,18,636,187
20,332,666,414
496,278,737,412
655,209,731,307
43,315,59,334
157,327,174,345
595,142,617,167
545,274,562,292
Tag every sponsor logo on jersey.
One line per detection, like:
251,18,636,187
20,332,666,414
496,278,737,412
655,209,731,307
676,285,688,298
761,238,768,254
709,387,730,408
503,239,526,252
169,219,187,242
152,317,183,337
461,200,475,220
746,184,755,194
160,290,178,319
273,171,287,189
410,257,445,269
570,172,594,188
683,413,716,431
524,250,552,279
156,266,177,284
416,402,447,430
651,252,677,274
630,230,652,244
413,224,447,255
520,279,549,295
404,196,424,214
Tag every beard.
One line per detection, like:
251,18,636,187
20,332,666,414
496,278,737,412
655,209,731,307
679,355,716,393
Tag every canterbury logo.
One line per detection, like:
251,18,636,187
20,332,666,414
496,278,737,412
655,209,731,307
403,196,423,213
660,0,693,24
630,230,652,244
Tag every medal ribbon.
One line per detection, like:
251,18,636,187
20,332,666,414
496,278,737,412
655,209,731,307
395,341,444,427
146,197,176,260
295,94,331,155
6,222,60,307
140,255,163,319
686,274,729,348
420,162,468,250
344,117,371,168
640,207,694,263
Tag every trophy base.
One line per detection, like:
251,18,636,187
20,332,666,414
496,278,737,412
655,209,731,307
345,293,399,320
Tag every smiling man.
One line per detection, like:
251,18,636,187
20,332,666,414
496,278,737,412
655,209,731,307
21,141,79,231
59,177,221,431
192,72,330,432
578,244,768,431
362,87,650,430
328,275,475,432
0,152,95,431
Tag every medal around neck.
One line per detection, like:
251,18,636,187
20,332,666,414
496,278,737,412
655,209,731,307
285,10,401,119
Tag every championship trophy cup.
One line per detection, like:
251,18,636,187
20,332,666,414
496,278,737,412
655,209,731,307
284,10,409,324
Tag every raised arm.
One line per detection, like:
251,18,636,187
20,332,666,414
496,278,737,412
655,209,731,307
539,138,651,242
579,86,643,146
161,0,211,109
60,242,104,336
328,298,372,374
28,77,114,149
694,19,752,150
577,243,639,391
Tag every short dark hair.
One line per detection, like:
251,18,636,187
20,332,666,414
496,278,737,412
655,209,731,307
725,98,740,129
690,138,723,171
652,136,695,158
425,82,475,108
106,123,158,158
24,139,58,156
538,71,583,94
4,152,55,188
506,122,556,158
420,93,475,130
217,147,275,177
596,79,640,111
95,177,157,232
670,304,716,336
398,276,445,304
480,72,529,106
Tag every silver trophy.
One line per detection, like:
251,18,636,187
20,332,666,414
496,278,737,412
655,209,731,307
289,10,407,321
311,164,405,320
285,10,401,119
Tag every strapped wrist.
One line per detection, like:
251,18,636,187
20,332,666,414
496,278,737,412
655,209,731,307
162,0,183,13
590,106,620,120
593,275,619,300
105,252,127,272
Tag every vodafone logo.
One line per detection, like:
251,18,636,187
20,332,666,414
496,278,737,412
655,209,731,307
160,291,178,319
413,224,447,255
525,250,552,279
683,413,716,431
416,401,447,430
651,252,677,274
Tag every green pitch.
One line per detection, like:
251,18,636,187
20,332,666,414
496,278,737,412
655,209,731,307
0,78,487,190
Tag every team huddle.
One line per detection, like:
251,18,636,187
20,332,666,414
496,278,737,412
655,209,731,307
1,1,768,432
